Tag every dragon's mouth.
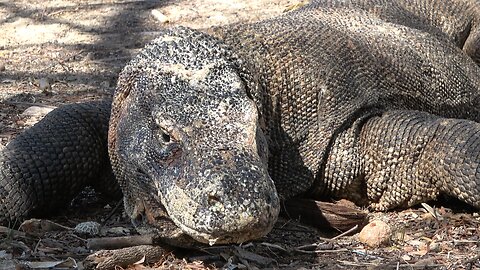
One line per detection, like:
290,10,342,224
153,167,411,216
129,192,277,247
172,218,274,246
130,198,200,247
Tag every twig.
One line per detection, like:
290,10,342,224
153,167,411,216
295,248,349,254
453,239,480,245
259,242,288,252
271,226,314,233
351,249,384,260
296,241,334,251
70,233,88,243
421,203,441,220
34,239,42,253
296,243,321,250
187,254,223,262
90,56,133,63
45,50,85,72
330,224,359,240
87,234,155,250
19,219,72,235
338,260,380,267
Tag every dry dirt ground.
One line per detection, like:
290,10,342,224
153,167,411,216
1,0,480,269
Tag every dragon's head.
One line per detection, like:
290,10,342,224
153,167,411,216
109,27,279,246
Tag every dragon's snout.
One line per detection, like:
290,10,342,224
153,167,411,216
158,152,280,245
124,145,280,246
194,175,280,245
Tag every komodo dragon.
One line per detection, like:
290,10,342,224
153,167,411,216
1,0,480,246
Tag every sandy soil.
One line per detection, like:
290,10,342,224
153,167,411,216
1,0,480,269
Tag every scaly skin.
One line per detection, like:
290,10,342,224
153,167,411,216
108,29,279,245
0,102,118,225
1,0,480,246
307,0,480,64
211,0,480,200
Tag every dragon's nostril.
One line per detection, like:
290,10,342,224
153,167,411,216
161,132,171,143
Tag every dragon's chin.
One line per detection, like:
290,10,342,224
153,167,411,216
126,198,195,247
133,217,201,248
126,174,279,247
133,210,272,247
130,200,273,247
175,221,274,246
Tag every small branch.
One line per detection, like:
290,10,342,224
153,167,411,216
295,241,334,253
259,242,288,252
87,235,155,250
295,247,349,254
330,225,359,240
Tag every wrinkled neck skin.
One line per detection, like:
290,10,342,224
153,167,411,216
108,27,280,247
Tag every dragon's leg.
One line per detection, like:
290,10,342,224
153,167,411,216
0,101,117,225
324,110,480,210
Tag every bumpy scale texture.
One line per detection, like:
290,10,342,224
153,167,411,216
108,28,279,245
0,102,117,224
308,0,480,63
211,0,480,203
1,0,480,245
